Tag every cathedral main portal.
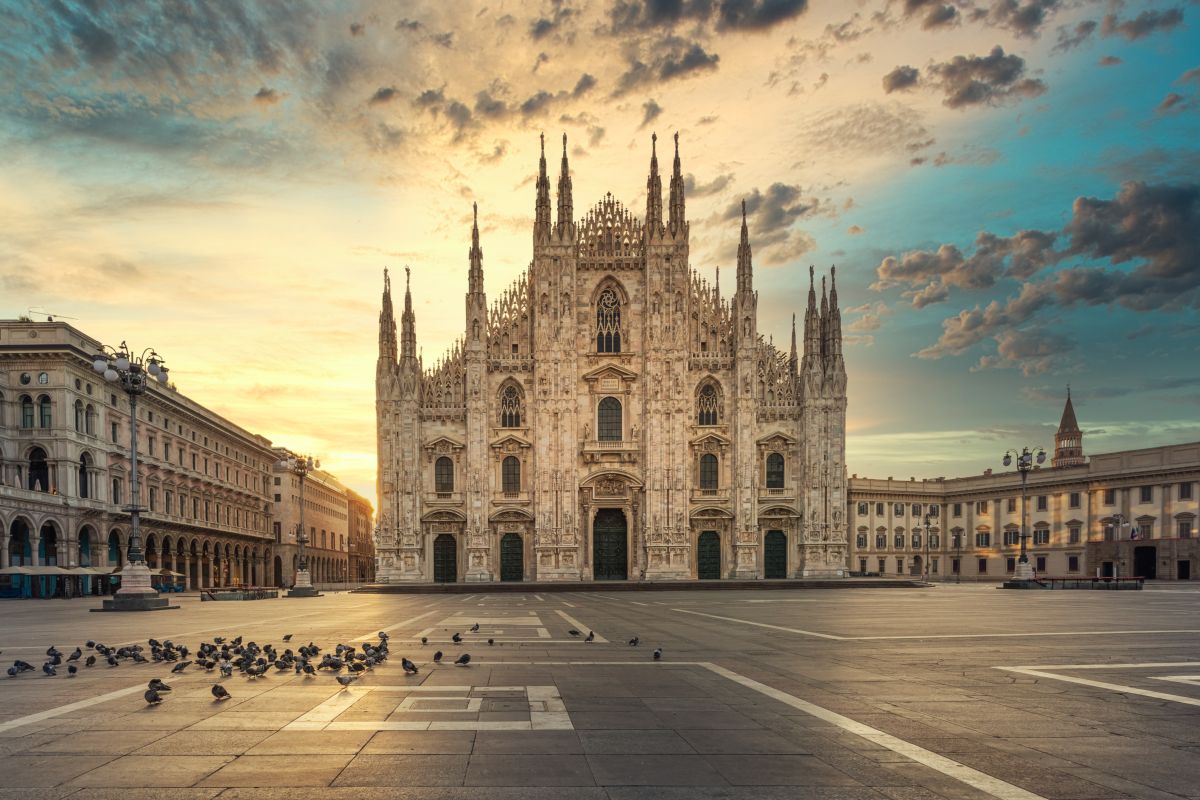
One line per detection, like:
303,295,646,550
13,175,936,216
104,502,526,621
592,509,628,581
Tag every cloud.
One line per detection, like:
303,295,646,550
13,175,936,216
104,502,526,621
395,18,422,31
922,4,958,30
1157,93,1186,114
845,301,891,332
533,52,550,72
970,327,1074,376
349,22,364,37
926,46,1047,108
1051,19,1097,52
882,66,920,93
903,181,1200,364
1101,8,1185,41
800,102,933,158
368,86,398,106
1098,55,1122,67
519,91,555,116
684,173,734,197
473,90,508,119
572,73,597,96
615,38,721,95
716,0,809,31
606,0,807,34
530,3,575,40
718,182,826,263
253,87,282,105
414,88,445,108
848,224,864,235
587,125,606,146
640,99,663,128
981,0,1061,38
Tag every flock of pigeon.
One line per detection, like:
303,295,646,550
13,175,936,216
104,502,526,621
6,622,663,707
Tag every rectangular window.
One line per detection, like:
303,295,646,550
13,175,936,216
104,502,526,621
274,477,281,486
164,492,172,514
273,521,282,541
875,533,886,549
977,501,988,514
1180,483,1193,500
1068,555,1080,572
1138,522,1152,539
1140,486,1153,503
274,493,281,502
1069,492,1080,509
894,503,904,516
1035,555,1047,573
148,487,157,512
1006,557,1016,573
975,532,991,547
1007,498,1016,513
911,533,921,549
111,422,119,442
912,503,922,517
1004,530,1020,546
1069,525,1081,544
896,558,904,574
952,557,960,574
931,557,939,574
1178,521,1193,538
953,503,962,517
894,533,905,549
859,558,867,573
112,479,122,505
978,558,988,574
1104,488,1115,505
1036,495,1048,511
163,442,170,460
1034,529,1050,545
857,502,869,516
878,558,886,574
192,454,197,470
148,436,156,456
875,503,884,516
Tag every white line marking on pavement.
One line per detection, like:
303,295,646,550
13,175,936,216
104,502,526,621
352,610,437,644
555,609,609,642
561,600,576,608
673,609,1200,641
0,682,148,734
671,608,846,639
702,662,1047,800
1000,661,1200,670
997,666,1200,708
534,594,546,602
630,601,648,606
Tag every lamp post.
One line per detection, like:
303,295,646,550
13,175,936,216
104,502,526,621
953,528,962,584
280,453,321,597
91,342,175,612
922,514,932,581
1003,445,1046,584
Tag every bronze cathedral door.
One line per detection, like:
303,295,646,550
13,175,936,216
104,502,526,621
592,509,628,581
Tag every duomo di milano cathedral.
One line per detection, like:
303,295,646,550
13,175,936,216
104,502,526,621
374,133,848,583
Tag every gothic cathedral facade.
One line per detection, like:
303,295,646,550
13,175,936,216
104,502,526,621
374,134,848,583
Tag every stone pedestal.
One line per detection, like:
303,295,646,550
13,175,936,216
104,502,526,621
287,568,321,597
1014,560,1035,580
92,563,177,612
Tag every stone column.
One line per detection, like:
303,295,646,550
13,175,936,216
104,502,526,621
0,532,9,568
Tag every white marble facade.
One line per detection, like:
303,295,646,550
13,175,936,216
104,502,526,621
374,134,848,583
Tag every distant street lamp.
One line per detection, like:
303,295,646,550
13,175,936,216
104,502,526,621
280,453,321,597
922,514,932,581
953,528,962,585
1003,445,1046,583
92,341,174,612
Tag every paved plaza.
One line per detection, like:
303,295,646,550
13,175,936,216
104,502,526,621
1,585,1200,799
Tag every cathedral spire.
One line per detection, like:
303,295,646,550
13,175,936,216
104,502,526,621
668,131,686,235
378,267,397,366
802,265,820,374
826,265,842,360
400,266,416,361
736,199,753,296
819,275,829,359
468,202,483,295
789,313,798,376
534,132,551,240
646,132,663,234
556,132,573,238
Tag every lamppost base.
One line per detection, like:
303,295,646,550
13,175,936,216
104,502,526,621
90,563,179,611
288,569,321,597
1013,561,1035,580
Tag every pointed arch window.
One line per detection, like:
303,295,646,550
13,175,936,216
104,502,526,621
697,384,719,426
699,454,718,490
766,453,785,489
597,397,622,441
502,456,521,493
499,384,523,427
435,457,454,493
596,288,622,353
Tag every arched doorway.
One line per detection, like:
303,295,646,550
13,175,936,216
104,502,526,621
500,533,523,582
764,530,787,579
6,520,32,598
274,555,283,588
912,554,924,577
697,531,720,579
28,447,49,492
592,509,628,581
433,534,457,583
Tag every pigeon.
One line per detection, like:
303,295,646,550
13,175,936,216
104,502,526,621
452,633,462,643
628,636,639,647
282,634,293,642
653,648,662,661
171,661,192,673
144,689,163,705
148,678,172,693
585,631,595,642
568,629,581,637
6,666,17,678
42,662,56,677
433,650,443,664
86,640,96,649
470,623,480,633
219,662,233,678
106,655,119,667
46,646,61,658
211,684,231,701
85,655,96,668
13,660,35,673
420,637,428,646
67,665,77,677
402,658,418,675
336,674,357,688
487,638,494,646
67,648,82,662
454,654,471,667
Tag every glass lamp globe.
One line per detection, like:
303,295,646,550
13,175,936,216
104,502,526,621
1003,454,1012,467
1036,451,1046,464
92,357,107,373
103,368,118,382
147,360,160,376
114,355,130,371
157,368,169,384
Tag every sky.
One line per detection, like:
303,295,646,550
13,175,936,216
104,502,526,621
1,0,1198,502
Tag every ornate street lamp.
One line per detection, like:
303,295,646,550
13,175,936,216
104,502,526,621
280,453,321,597
1003,445,1046,583
91,341,174,612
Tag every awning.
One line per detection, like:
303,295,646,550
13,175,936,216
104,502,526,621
23,565,72,576
157,570,186,578
0,566,34,575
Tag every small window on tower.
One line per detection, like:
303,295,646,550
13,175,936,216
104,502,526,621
512,343,519,355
